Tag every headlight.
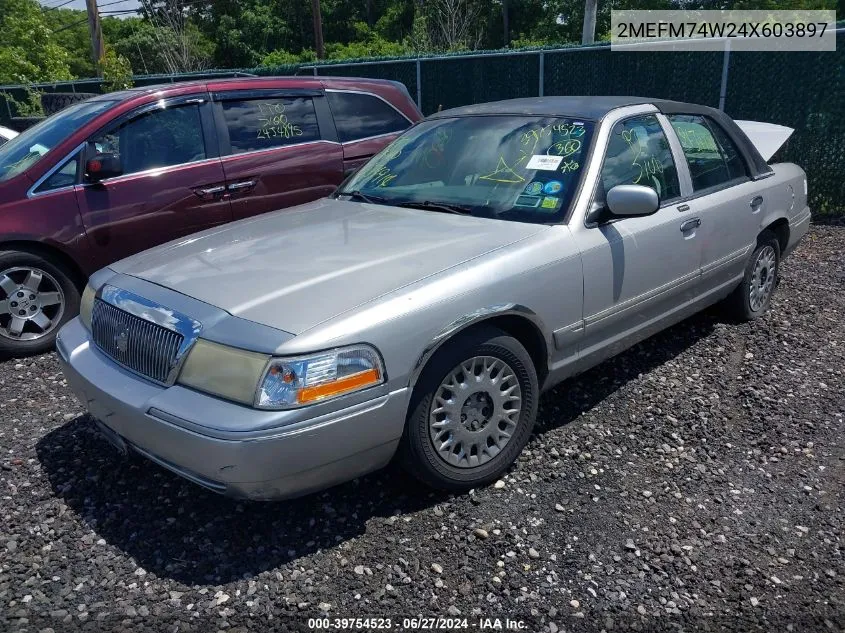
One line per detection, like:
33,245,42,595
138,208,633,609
256,344,384,409
79,283,96,330
178,339,270,405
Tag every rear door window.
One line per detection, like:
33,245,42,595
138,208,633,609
220,97,320,154
668,114,747,191
327,91,411,143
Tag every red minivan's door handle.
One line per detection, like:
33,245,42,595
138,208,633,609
228,180,257,193
193,185,226,199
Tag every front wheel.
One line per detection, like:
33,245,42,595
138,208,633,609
0,250,80,357
399,327,539,492
725,230,780,321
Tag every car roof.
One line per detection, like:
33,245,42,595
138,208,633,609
429,96,728,121
87,75,404,102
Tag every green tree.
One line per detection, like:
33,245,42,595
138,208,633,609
103,17,214,75
0,0,75,84
99,46,134,92
43,8,96,78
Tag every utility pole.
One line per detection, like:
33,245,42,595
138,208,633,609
503,0,510,46
312,0,325,60
85,0,105,75
582,0,597,44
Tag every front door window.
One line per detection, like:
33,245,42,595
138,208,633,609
90,104,207,176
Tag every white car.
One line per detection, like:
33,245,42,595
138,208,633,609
0,125,18,146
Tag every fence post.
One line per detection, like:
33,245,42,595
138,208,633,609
313,66,318,76
538,52,545,97
2,90,12,119
415,59,422,110
718,39,731,111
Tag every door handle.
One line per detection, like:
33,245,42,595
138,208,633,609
228,180,257,192
680,217,701,232
193,185,226,199
750,195,763,212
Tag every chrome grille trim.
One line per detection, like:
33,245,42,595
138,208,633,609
90,285,203,385
92,300,183,384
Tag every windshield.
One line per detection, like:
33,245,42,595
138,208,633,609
341,115,595,223
0,100,117,182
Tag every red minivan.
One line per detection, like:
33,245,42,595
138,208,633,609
0,76,422,355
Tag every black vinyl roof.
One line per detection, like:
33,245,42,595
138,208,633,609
430,96,660,121
429,95,739,121
430,96,773,180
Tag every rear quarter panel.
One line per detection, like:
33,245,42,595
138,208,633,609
758,163,810,254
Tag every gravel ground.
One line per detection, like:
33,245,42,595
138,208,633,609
1,225,843,633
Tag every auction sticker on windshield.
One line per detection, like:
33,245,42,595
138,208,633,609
525,155,563,170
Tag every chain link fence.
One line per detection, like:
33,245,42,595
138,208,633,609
1,29,842,216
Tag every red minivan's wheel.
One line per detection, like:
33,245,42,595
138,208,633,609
0,250,80,357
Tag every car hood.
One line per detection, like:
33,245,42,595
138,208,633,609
111,198,547,334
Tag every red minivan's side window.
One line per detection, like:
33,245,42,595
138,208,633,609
33,154,80,194
220,97,320,154
326,91,411,143
90,104,207,175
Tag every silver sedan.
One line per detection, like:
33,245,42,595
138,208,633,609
57,97,810,500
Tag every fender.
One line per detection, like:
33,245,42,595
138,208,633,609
408,303,550,389
0,233,92,281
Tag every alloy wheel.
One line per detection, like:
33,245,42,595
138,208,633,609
0,267,65,342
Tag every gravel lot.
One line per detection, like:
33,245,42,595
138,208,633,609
1,225,843,633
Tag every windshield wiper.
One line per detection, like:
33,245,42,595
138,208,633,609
395,200,474,215
335,189,389,204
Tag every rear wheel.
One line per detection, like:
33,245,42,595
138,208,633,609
399,327,538,492
725,230,780,321
0,251,80,356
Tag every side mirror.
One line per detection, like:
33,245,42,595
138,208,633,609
606,184,659,218
85,152,122,183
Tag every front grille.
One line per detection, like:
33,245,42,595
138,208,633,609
91,299,183,384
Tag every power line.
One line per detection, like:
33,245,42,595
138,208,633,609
99,0,209,16
47,0,210,31
42,0,78,11
50,15,90,33
97,0,136,8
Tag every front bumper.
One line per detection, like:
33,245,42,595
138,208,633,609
56,318,409,500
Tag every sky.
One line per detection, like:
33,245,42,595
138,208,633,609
39,0,141,16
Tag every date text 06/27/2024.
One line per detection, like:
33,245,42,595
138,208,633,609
306,617,529,630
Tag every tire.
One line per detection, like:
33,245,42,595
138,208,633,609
399,326,539,492
725,230,781,321
40,92,97,115
0,250,81,357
